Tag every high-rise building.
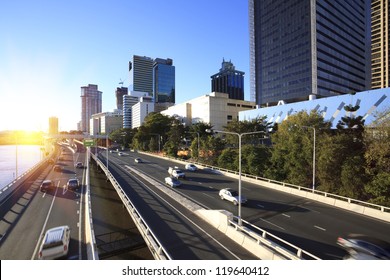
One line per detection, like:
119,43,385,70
249,0,371,106
371,0,389,89
123,91,148,129
48,117,58,135
130,55,154,96
80,84,102,133
129,55,176,111
115,87,128,111
211,59,245,100
153,58,175,104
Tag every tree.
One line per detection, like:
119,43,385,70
218,148,238,171
163,118,185,157
265,110,330,187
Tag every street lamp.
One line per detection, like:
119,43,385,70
299,125,316,191
206,128,267,226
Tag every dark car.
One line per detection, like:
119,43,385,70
337,234,390,260
66,178,80,191
40,180,55,192
53,165,62,172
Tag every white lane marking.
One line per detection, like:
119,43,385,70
257,204,265,208
282,213,291,218
123,166,241,259
202,193,214,199
31,181,60,259
314,225,326,231
260,218,286,231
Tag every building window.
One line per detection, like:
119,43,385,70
227,115,233,120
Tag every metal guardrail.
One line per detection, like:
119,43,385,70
154,153,390,215
91,152,171,260
234,219,320,260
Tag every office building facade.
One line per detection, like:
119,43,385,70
80,84,102,133
153,58,175,104
123,91,149,129
130,55,154,96
115,87,128,111
249,0,371,106
48,117,58,135
211,59,244,100
372,0,390,89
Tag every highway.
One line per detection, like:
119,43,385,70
96,150,257,260
0,144,87,260
100,150,390,260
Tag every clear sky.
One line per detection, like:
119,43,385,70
0,0,250,132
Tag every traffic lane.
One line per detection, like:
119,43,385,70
0,168,57,259
107,160,256,260
113,152,390,257
32,151,85,260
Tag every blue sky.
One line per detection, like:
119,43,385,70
0,0,249,132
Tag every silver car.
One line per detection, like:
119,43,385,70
165,177,181,187
337,234,390,260
219,188,247,206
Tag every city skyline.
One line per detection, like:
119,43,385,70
0,0,249,132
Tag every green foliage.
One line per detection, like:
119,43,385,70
218,148,238,171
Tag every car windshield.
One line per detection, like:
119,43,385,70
230,191,239,196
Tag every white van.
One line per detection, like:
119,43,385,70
38,225,70,260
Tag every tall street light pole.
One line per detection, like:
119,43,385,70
206,129,267,226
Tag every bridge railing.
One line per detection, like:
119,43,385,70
90,152,171,260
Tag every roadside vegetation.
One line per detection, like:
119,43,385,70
110,107,390,207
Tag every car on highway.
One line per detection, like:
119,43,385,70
219,188,247,206
75,162,83,168
168,167,186,179
118,152,124,156
40,180,55,192
165,177,181,187
134,157,142,163
38,225,70,260
53,165,62,172
337,234,390,260
185,163,198,171
66,178,80,191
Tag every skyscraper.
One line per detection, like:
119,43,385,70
80,84,102,133
153,58,175,104
249,0,371,106
115,87,128,111
131,55,154,96
211,59,245,100
48,117,58,135
371,0,389,89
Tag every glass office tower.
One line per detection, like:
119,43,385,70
249,0,371,106
211,59,245,100
371,0,390,89
153,58,175,103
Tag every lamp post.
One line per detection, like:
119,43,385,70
300,125,316,191
206,129,267,226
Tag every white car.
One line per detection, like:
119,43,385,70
75,162,83,168
168,167,186,179
185,163,197,171
165,177,181,187
118,152,124,156
38,225,70,260
219,188,247,206
134,158,142,163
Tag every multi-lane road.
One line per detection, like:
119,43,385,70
100,150,390,260
0,144,87,260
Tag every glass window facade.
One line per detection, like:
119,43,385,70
153,60,175,103
249,0,370,107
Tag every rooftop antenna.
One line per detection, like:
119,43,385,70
119,78,124,87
